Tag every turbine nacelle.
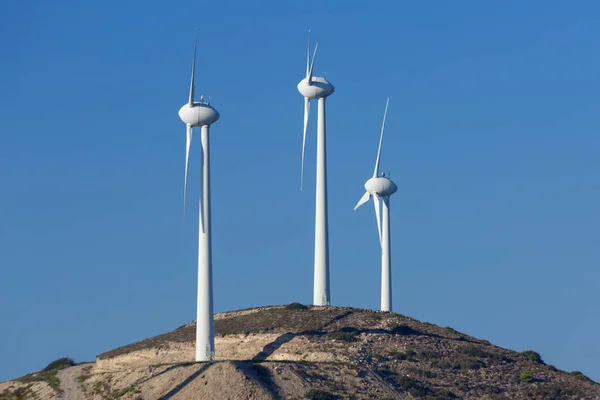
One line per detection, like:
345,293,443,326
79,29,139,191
297,77,335,99
364,176,397,197
179,102,220,127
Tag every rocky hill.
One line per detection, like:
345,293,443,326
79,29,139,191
1,305,599,399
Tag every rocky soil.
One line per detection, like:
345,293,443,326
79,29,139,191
2,305,599,399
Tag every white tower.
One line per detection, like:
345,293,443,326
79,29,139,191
178,34,220,361
298,31,335,306
354,98,398,312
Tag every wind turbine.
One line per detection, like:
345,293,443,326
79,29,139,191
178,32,220,361
297,31,335,306
354,98,398,312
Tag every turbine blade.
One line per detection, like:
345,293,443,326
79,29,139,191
301,97,310,190
354,191,371,210
308,42,318,85
306,29,311,78
373,97,390,178
184,124,193,214
188,30,198,105
373,193,382,244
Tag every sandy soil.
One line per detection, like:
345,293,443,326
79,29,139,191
56,364,91,400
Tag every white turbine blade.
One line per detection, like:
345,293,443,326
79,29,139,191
373,193,382,244
308,42,318,84
301,97,310,190
306,29,311,78
354,191,371,210
373,97,390,178
184,124,193,213
188,30,198,105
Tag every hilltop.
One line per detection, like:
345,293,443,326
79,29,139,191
1,305,599,399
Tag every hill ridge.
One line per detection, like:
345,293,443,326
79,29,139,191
2,304,599,400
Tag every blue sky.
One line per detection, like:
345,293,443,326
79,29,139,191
1,0,599,383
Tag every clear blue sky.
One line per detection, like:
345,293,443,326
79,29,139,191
1,0,598,383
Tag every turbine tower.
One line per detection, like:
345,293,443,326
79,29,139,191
297,31,335,306
178,33,220,361
354,98,398,312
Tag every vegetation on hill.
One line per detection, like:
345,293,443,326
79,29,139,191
3,305,599,399
91,305,599,399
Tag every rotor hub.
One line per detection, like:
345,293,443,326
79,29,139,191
297,77,335,99
365,177,397,197
179,102,220,127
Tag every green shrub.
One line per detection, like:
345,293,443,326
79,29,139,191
405,366,438,378
285,302,308,310
76,375,91,383
390,325,420,335
17,370,61,390
388,350,416,361
14,357,76,392
521,350,544,364
304,389,337,400
520,368,533,383
460,345,488,358
459,345,512,363
570,371,594,382
397,377,430,397
42,357,75,372
323,331,358,342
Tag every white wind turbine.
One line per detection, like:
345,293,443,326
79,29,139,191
297,31,335,306
354,98,398,312
178,33,220,361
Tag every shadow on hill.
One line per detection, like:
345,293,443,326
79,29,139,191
253,314,479,362
252,310,354,361
236,361,280,399
138,363,195,385
158,363,213,400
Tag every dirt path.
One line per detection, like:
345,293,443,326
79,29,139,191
57,363,91,400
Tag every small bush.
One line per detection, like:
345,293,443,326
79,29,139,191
520,368,533,383
460,345,488,358
405,366,438,378
570,371,594,382
389,350,416,361
521,350,544,364
397,377,430,397
437,390,459,399
527,384,580,399
431,357,483,370
285,302,308,310
457,359,484,370
460,345,512,363
417,349,442,359
324,331,358,342
304,389,337,400
324,328,360,342
42,357,75,372
76,375,91,383
390,325,420,336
